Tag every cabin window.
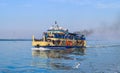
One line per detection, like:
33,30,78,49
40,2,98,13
54,34,64,38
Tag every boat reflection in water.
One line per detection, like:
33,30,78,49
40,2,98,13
31,48,86,70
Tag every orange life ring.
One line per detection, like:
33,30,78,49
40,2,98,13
66,40,72,46
69,41,72,46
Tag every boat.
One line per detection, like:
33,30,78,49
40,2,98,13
32,22,86,50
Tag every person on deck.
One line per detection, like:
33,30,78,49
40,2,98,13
80,35,86,47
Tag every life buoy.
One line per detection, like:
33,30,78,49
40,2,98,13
66,40,72,46
69,41,72,46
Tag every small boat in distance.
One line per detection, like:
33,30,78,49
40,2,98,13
32,22,86,49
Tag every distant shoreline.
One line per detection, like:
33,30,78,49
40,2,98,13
0,39,32,41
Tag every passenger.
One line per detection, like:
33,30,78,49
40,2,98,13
59,40,62,46
52,40,55,44
80,35,86,47
80,35,86,40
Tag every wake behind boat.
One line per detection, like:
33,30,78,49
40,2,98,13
32,22,86,50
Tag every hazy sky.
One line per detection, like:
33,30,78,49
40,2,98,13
0,0,120,39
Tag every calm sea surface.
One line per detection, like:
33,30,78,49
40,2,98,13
0,40,120,73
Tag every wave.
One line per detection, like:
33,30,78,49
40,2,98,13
86,44,120,48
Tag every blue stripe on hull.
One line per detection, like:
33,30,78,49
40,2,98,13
35,46,85,50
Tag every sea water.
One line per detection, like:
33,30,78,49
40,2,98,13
0,40,120,73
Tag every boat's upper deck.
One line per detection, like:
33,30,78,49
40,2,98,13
42,25,85,40
47,25,68,34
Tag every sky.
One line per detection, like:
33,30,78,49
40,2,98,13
0,0,120,39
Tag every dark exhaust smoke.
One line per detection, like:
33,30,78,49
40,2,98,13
74,29,94,36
